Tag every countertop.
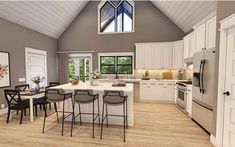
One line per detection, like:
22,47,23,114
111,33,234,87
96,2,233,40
98,78,187,83
52,82,134,93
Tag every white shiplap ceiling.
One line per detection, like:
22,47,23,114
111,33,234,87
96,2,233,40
151,1,217,33
0,1,88,38
0,1,216,38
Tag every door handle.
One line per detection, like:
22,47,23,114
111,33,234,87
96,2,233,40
223,91,230,96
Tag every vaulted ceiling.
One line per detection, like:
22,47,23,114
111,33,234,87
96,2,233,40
0,1,216,38
0,1,88,38
151,1,216,33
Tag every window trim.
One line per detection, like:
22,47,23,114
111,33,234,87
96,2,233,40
98,52,134,75
98,0,135,35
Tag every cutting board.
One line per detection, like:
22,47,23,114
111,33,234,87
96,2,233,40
162,71,173,79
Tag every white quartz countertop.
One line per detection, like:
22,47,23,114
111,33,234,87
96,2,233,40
98,78,183,82
52,82,134,93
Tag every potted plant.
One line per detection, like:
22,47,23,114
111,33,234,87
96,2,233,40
31,76,44,90
90,69,100,86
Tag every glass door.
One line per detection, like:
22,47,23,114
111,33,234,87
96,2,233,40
68,55,92,82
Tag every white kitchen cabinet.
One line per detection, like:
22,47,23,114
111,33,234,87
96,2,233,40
161,44,173,69
194,23,206,53
136,44,154,69
193,15,216,53
139,81,156,100
186,86,193,117
155,81,174,101
205,16,216,49
173,40,184,69
183,32,194,59
140,81,174,102
135,45,144,69
162,82,174,101
135,42,173,70
143,45,154,69
153,45,162,69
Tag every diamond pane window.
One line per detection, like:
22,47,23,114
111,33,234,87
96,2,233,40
99,0,134,34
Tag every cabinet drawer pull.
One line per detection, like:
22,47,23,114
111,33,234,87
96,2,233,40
150,83,155,85
159,83,164,85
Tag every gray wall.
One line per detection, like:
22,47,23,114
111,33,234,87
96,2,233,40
213,1,235,136
0,18,58,107
58,1,185,69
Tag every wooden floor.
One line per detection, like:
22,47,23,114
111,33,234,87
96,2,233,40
0,102,213,147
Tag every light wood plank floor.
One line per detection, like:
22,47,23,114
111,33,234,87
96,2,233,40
0,102,213,147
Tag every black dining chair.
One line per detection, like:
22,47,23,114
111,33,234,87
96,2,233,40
5,89,30,124
71,89,100,138
42,88,74,136
100,90,128,142
15,84,38,116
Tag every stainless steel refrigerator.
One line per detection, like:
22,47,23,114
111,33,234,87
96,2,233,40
192,48,215,134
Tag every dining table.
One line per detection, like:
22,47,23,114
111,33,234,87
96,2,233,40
20,89,45,122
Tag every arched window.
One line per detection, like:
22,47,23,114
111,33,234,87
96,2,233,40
98,0,134,34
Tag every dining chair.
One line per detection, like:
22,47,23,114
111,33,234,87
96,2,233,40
42,88,74,136
71,89,100,138
4,89,31,124
15,84,38,116
36,81,60,110
100,90,128,142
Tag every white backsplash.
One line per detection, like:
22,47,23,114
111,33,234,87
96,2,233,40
134,66,193,80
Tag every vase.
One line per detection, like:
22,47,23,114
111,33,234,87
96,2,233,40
35,83,40,91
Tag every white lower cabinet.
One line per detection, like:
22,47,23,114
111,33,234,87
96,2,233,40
186,86,193,117
139,82,156,100
140,81,174,102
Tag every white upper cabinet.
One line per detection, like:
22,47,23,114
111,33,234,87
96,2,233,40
136,42,184,70
173,40,184,69
183,32,194,59
193,14,216,53
135,44,154,69
161,44,173,69
143,45,154,69
135,45,144,69
194,23,206,53
135,42,175,70
205,16,216,49
153,45,162,69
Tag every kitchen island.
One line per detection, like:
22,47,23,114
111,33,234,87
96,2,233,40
52,82,134,126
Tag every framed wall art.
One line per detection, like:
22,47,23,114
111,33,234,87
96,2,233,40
0,51,10,88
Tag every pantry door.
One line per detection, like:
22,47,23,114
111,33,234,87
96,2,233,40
222,26,235,147
25,48,47,88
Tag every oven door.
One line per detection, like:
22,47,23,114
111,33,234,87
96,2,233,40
177,88,187,109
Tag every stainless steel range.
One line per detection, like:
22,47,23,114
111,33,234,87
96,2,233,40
176,81,192,111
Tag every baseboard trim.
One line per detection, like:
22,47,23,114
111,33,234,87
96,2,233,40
0,107,8,115
210,134,216,146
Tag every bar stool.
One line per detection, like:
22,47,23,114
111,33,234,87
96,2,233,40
100,90,128,142
42,88,74,136
71,89,100,138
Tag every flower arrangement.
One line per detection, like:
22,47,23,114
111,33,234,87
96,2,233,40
90,69,100,80
0,64,9,80
31,76,45,84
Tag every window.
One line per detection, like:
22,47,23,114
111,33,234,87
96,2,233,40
98,0,134,33
100,55,133,74
68,54,92,81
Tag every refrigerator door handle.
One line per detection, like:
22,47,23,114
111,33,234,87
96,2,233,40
201,59,206,94
199,60,203,93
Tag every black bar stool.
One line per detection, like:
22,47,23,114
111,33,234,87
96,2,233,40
100,90,128,142
71,89,100,138
42,88,74,136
